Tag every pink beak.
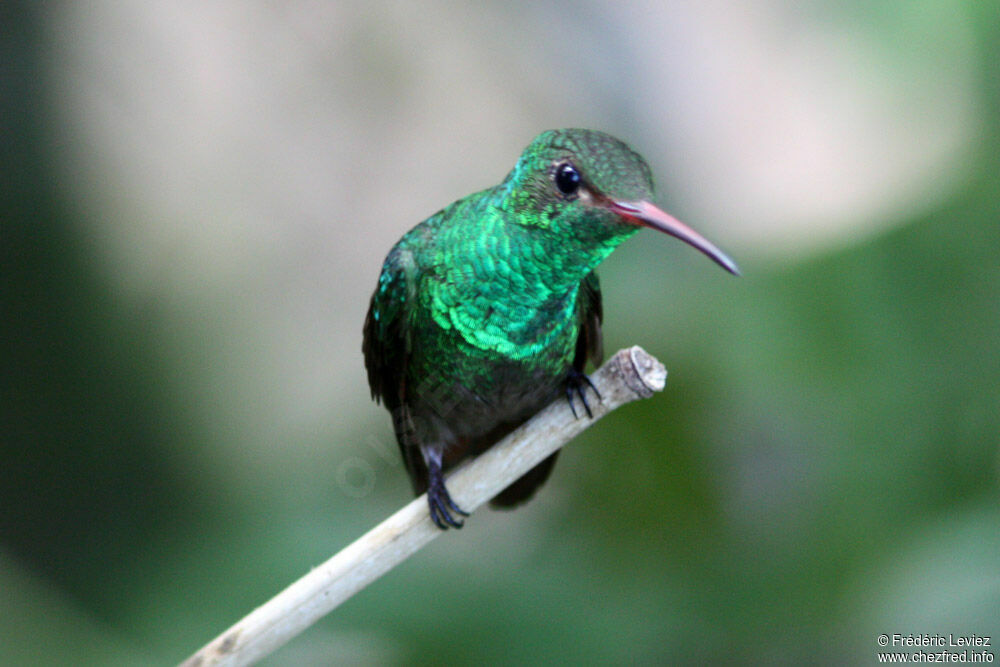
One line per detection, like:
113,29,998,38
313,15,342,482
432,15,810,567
611,200,740,276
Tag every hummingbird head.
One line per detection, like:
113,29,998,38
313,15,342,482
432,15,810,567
503,129,739,276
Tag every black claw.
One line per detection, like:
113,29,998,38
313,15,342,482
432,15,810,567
565,368,601,419
426,454,470,530
428,481,469,529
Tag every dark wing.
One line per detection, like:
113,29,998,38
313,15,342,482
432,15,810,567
489,270,604,509
574,269,604,371
362,246,427,491
362,247,412,409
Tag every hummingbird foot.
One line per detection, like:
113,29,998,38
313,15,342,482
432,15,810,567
424,449,469,530
565,368,601,419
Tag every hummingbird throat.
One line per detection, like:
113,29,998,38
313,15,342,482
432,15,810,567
430,224,633,361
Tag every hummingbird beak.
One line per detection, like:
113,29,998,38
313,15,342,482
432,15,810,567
611,200,740,276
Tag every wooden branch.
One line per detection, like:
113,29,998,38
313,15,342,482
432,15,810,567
182,346,667,666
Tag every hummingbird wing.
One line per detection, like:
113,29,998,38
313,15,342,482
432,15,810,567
362,245,427,491
575,270,604,369
489,270,604,508
362,246,412,409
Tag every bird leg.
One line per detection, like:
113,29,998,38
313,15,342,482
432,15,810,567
423,446,469,530
565,368,601,419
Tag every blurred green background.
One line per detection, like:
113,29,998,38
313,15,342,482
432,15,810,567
3,1,998,664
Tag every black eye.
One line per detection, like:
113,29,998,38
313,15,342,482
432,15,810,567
554,162,581,196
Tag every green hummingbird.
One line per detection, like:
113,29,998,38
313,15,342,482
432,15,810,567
363,129,738,529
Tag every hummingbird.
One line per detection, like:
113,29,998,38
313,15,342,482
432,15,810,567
363,129,738,529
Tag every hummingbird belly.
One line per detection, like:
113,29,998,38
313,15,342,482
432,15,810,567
407,316,576,444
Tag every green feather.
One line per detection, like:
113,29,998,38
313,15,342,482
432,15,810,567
363,129,678,526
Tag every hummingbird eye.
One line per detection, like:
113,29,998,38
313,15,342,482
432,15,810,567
554,162,582,196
